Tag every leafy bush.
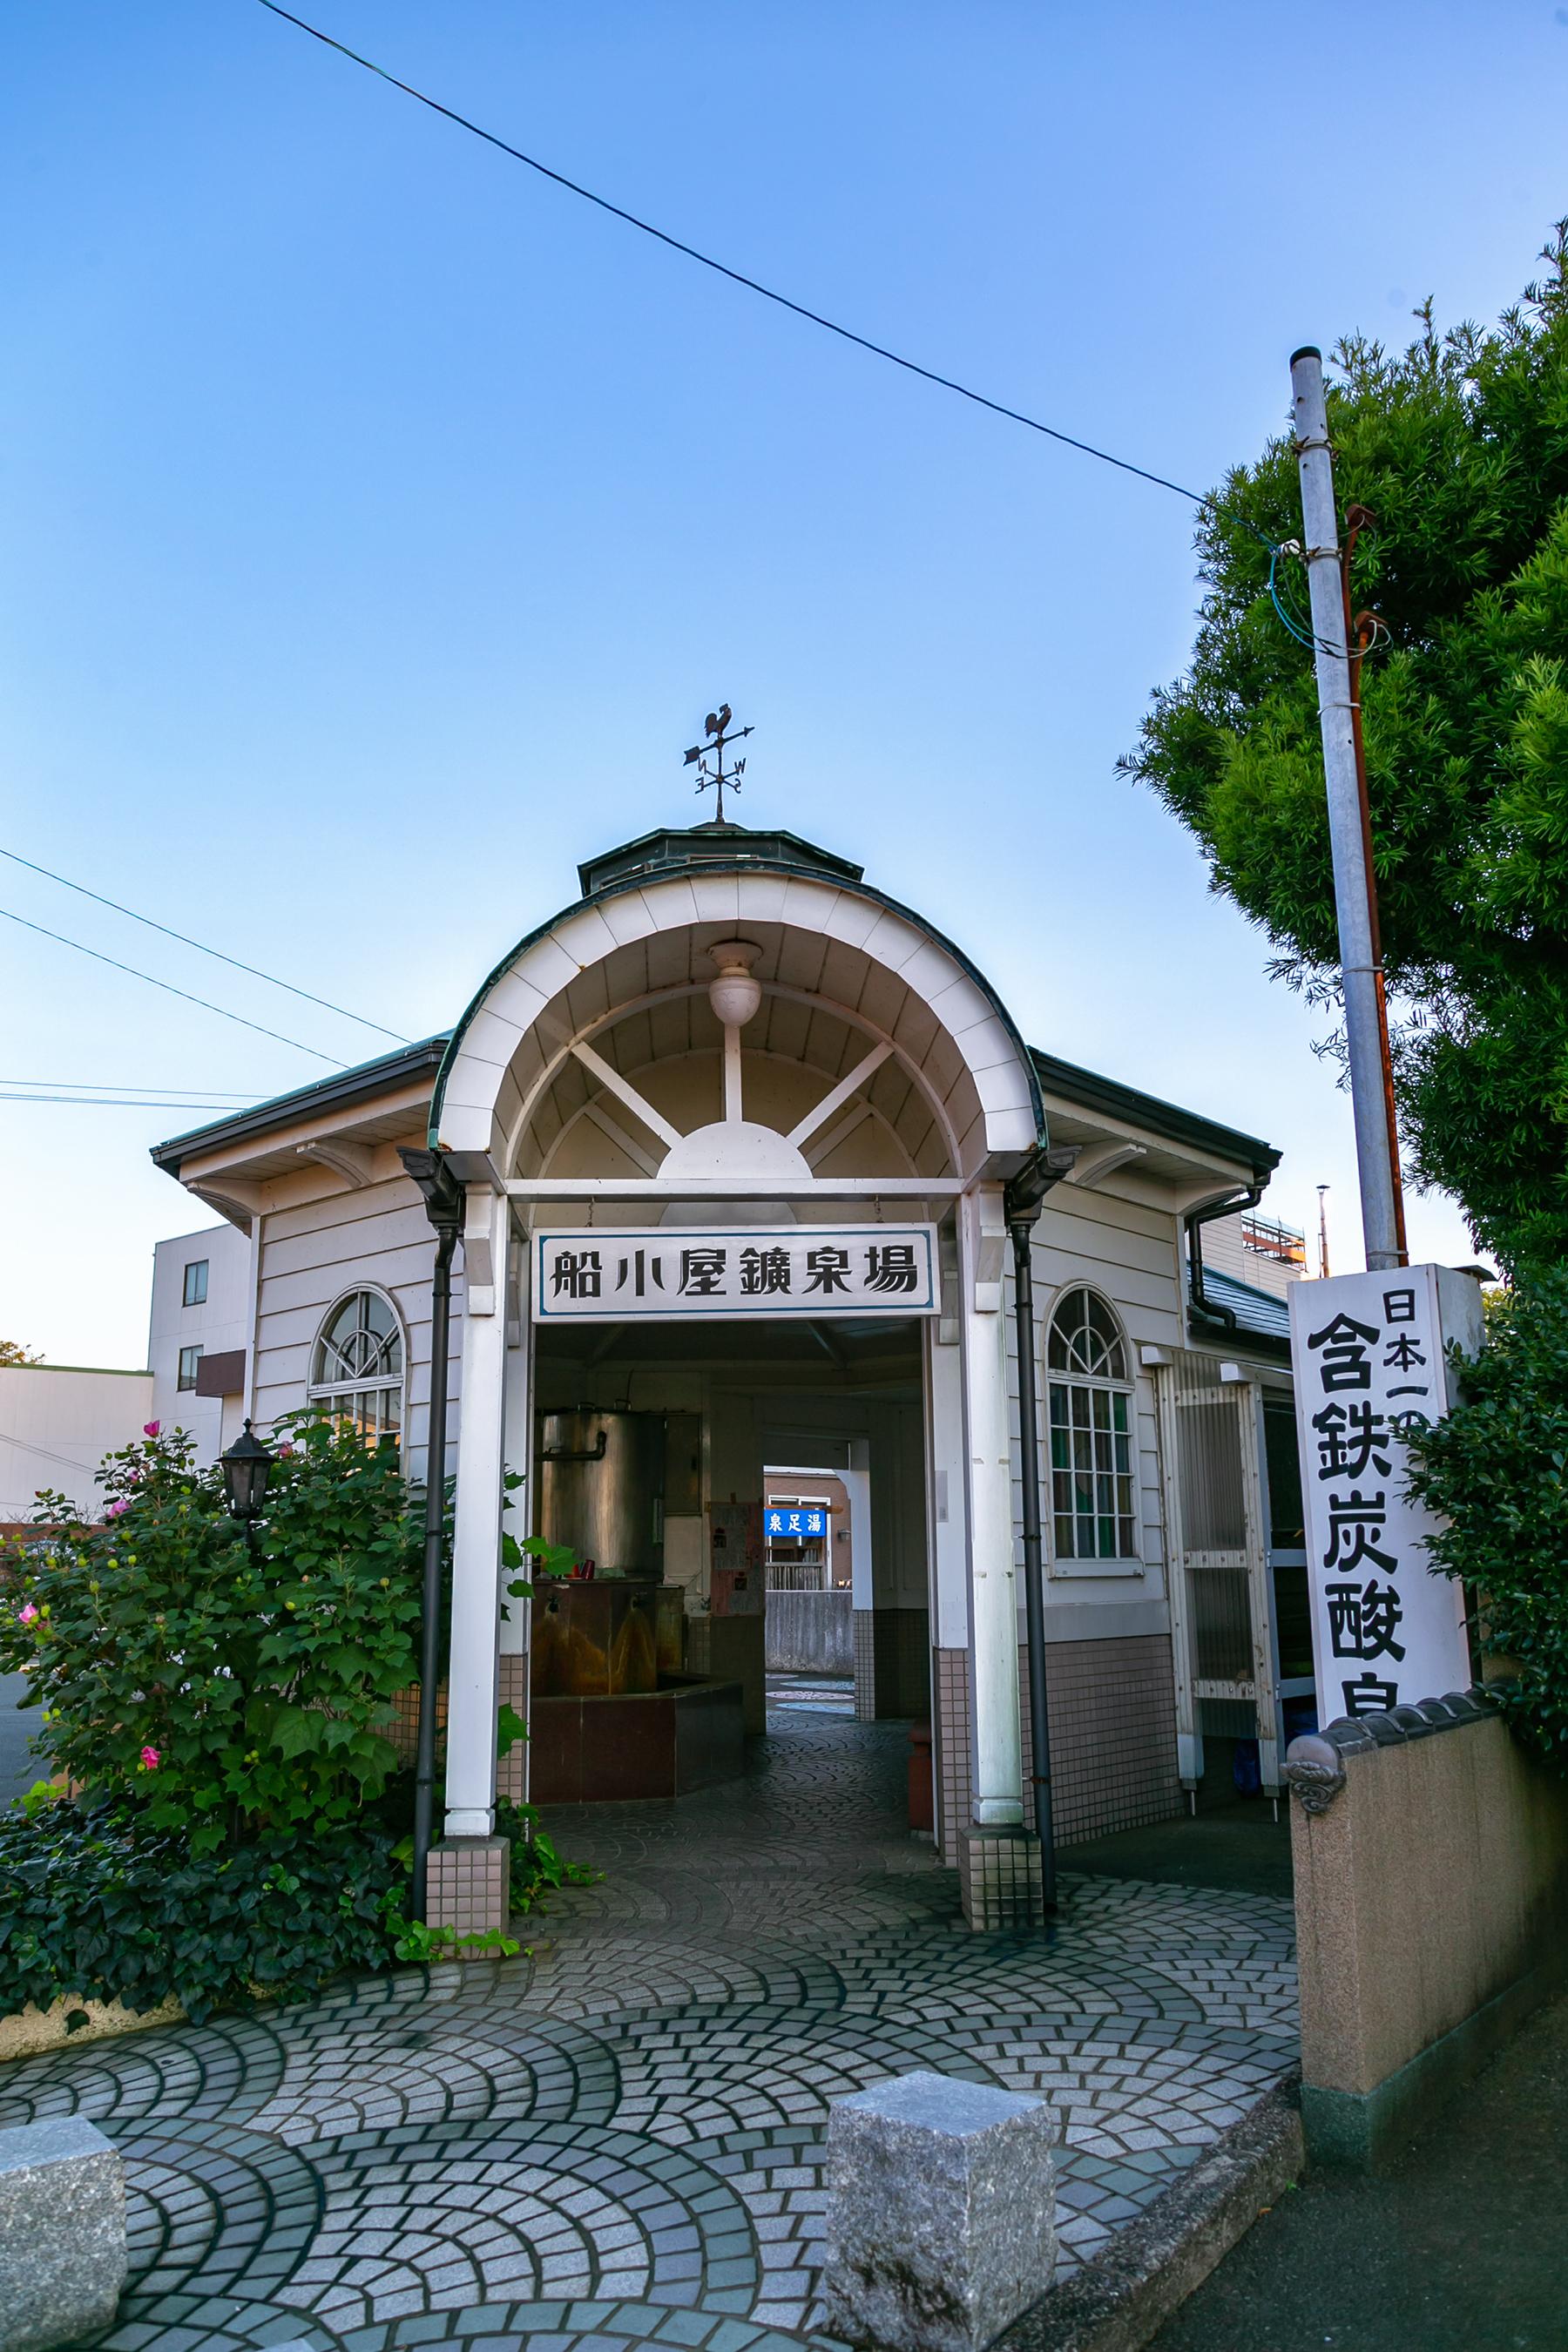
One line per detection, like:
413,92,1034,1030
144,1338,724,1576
0,1417,595,2020
0,1801,402,2024
1406,1271,1568,1767
0,1418,420,1850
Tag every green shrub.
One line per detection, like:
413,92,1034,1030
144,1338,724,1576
0,1801,402,2024
0,1418,594,2020
1406,1270,1568,1767
0,1418,420,1850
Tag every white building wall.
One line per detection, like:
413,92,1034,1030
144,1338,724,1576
0,1364,155,1521
251,1174,459,1480
149,1222,251,1463
1010,1179,1184,1640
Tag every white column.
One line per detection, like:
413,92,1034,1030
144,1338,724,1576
844,1439,874,1610
960,1184,1024,1827
499,1228,532,1659
443,1186,510,1838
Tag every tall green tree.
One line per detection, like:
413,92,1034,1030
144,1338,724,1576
1122,225,1568,1273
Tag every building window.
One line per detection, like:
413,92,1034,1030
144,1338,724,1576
308,1289,404,1444
1047,1286,1139,1562
182,1259,209,1308
177,1345,204,1391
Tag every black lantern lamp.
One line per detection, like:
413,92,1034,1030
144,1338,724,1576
221,1418,275,1540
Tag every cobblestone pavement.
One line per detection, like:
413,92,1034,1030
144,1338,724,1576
0,1711,1297,2352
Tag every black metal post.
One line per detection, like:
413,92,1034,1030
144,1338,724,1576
1004,1146,1078,1919
398,1146,465,1925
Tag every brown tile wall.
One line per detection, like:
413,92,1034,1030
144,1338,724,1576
497,1654,529,1805
932,1632,1181,1860
390,1662,528,1805
854,1607,931,1721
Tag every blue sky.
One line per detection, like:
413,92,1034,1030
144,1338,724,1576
4,1,1565,1365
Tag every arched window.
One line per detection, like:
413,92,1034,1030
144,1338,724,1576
1047,1287,1139,1563
308,1289,404,1444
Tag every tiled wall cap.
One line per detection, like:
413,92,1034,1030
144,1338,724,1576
1312,1685,1498,1755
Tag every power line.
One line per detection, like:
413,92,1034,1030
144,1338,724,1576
0,846,409,1044
0,907,345,1065
252,0,1275,545
0,1092,250,1111
0,1079,254,1098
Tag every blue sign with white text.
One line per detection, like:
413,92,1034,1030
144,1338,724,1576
766,1507,827,1540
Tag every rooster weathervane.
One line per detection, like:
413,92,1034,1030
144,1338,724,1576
684,703,754,824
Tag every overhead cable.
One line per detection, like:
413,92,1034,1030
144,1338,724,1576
252,0,1276,546
0,846,409,1044
0,907,344,1065
0,1092,252,1111
0,1078,254,1098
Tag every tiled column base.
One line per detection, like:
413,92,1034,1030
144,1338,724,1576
852,1610,876,1722
496,1653,530,1805
957,1826,1045,1930
426,1835,511,1950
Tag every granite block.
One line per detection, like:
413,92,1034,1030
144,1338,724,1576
823,2068,1056,2352
0,2114,127,2352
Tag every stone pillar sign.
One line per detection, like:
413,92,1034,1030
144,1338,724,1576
1288,1263,1483,1724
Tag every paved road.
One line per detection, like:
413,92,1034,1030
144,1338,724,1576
1150,1990,1568,2352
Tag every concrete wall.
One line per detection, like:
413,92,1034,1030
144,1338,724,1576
1288,1698,1568,2166
0,1364,154,1522
149,1221,251,1463
767,1587,853,1674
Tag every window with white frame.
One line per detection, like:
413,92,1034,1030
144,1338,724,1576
308,1289,404,1444
1047,1286,1139,1563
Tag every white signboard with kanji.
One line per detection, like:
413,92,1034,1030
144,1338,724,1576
1288,1263,1482,1726
532,1224,938,1321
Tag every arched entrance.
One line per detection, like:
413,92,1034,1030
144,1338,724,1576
426,822,1051,1928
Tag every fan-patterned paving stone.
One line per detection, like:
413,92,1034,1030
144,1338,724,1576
686,2126,829,2335
0,1711,1300,2344
328,2296,815,2352
517,1936,848,2027
0,2010,288,2132
269,2119,761,2331
111,2119,323,2307
600,2002,998,2146
240,2007,619,2144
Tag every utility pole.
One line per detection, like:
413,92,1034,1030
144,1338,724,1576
1290,348,1406,1272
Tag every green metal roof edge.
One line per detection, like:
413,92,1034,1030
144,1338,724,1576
428,860,1049,1153
149,1037,450,1173
1031,1048,1281,1178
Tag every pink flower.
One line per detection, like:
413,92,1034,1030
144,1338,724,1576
17,1604,38,1625
105,1499,129,1519
275,1442,294,1457
143,1422,161,1439
138,1747,160,1771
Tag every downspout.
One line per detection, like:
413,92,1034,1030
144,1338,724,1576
398,1145,465,1923
1004,1144,1078,1916
1185,1183,1267,1336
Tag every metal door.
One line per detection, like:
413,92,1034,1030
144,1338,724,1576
1155,1352,1282,1792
